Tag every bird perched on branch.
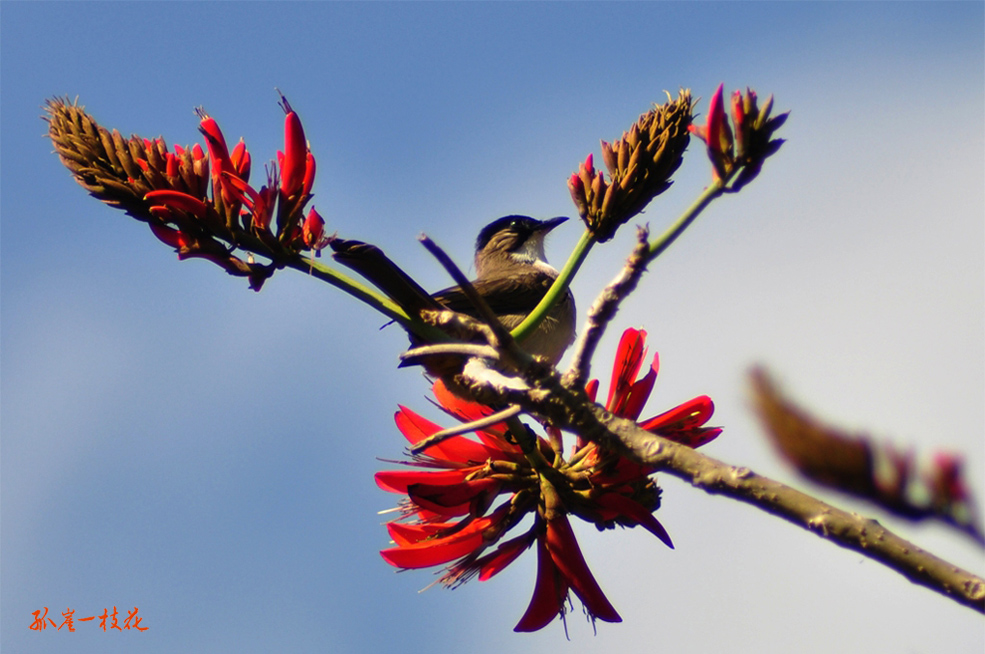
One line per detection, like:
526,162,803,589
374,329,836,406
331,215,575,366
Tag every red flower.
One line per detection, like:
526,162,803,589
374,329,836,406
588,327,722,449
196,109,240,204
301,207,329,253
377,329,721,632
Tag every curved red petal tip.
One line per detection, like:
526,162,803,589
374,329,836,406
583,152,594,172
301,152,316,197
545,515,621,623
585,379,600,403
149,222,184,249
514,536,565,632
394,406,441,444
597,493,674,549
639,395,716,433
478,534,533,581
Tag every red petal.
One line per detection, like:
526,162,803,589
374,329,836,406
279,110,307,197
380,507,506,569
707,83,727,153
514,535,565,632
607,328,647,412
380,530,483,569
545,515,621,623
221,171,261,208
148,222,185,249
197,114,232,182
620,353,658,420
165,152,179,178
408,477,500,508
394,406,506,463
230,139,250,180
595,493,674,549
430,380,516,453
144,190,209,219
374,468,474,493
301,152,316,197
386,521,455,546
639,395,715,433
477,533,534,581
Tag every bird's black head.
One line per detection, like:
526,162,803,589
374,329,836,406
475,215,567,254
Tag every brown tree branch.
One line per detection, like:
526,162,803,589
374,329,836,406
456,358,985,614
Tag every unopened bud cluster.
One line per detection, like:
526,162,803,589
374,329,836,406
568,90,693,242
45,96,327,291
689,85,788,190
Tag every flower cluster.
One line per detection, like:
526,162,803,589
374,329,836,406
45,96,326,290
377,328,721,631
568,90,693,242
688,84,788,190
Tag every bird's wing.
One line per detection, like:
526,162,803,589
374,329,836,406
430,272,556,318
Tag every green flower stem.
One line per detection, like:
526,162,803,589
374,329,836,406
510,228,596,345
283,256,448,343
647,177,725,263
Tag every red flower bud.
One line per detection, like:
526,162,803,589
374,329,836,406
302,206,326,250
279,101,307,198
165,152,179,178
230,139,251,181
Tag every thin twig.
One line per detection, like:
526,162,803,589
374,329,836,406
400,343,501,366
563,225,650,389
418,234,532,371
409,405,523,455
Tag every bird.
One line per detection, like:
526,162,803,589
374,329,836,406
330,215,576,366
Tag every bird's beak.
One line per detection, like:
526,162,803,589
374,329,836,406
538,216,569,233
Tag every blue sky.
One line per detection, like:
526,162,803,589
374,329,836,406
2,2,983,653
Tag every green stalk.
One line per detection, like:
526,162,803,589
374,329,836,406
506,414,552,473
647,177,725,262
510,228,596,344
283,257,448,343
